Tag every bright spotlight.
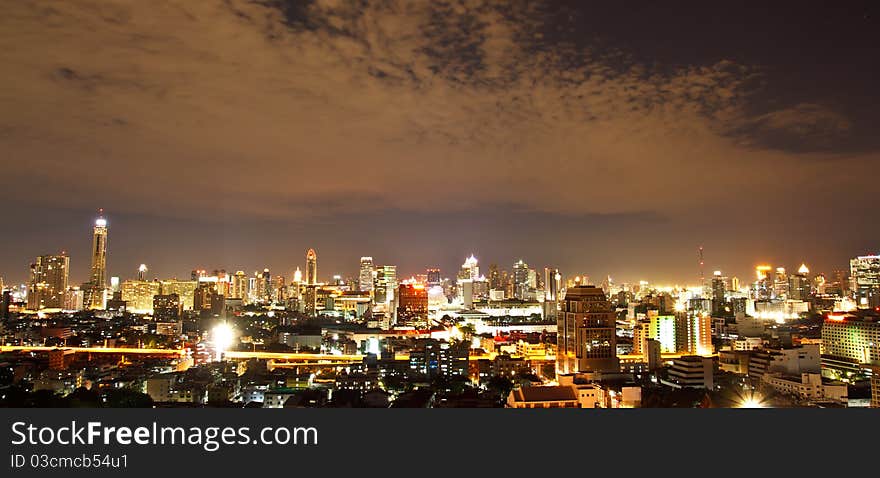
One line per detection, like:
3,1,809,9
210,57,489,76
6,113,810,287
212,323,234,361
738,393,766,408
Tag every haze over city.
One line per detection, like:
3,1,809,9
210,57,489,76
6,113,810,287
1,1,878,283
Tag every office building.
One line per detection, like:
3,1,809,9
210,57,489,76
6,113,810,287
121,280,161,313
787,264,811,301
850,255,880,309
821,313,880,367
231,271,247,301
159,280,197,310
711,271,726,315
153,293,182,321
557,285,619,375
513,259,530,300
359,257,374,292
28,254,69,309
663,355,714,389
397,283,428,326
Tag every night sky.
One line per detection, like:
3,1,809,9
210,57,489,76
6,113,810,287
1,0,878,285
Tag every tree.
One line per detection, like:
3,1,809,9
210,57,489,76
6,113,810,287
103,388,154,408
66,387,102,408
485,375,514,402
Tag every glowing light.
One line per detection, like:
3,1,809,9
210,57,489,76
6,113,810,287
95,218,107,228
737,390,767,408
739,398,763,408
212,323,235,361
827,314,846,322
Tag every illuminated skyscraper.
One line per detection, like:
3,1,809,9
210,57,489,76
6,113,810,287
231,271,247,300
85,212,109,309
90,213,108,289
543,267,561,301
459,254,479,281
261,268,271,302
788,264,811,301
488,264,501,291
397,283,428,327
359,257,374,292
773,267,788,300
850,255,880,309
27,254,69,309
306,249,318,285
557,285,619,375
754,265,773,301
159,279,198,310
137,264,148,281
373,265,398,304
711,271,726,315
513,260,530,299
121,279,160,313
542,267,562,320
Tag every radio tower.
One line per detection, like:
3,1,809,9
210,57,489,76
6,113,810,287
699,246,705,295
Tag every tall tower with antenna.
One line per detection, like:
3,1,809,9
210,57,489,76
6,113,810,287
699,246,705,295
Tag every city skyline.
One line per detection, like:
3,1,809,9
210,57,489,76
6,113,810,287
2,210,875,288
1,1,878,286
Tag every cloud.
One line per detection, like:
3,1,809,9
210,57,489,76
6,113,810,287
0,0,874,224
735,103,853,153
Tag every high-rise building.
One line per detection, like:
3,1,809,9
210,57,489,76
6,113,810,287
306,249,318,285
27,254,69,310
359,257,374,292
231,271,247,300
90,213,108,288
194,281,223,315
63,287,84,311
273,275,287,303
754,265,773,301
261,268,272,302
137,264,148,281
711,271,726,315
121,280,161,313
513,260,530,300
488,264,501,291
373,265,398,305
773,267,788,300
397,283,428,326
2,290,13,320
821,313,880,366
85,212,109,309
159,280,198,310
459,255,479,282
153,293,182,321
543,267,561,301
557,285,619,375
426,268,441,288
850,255,880,309
788,263,811,301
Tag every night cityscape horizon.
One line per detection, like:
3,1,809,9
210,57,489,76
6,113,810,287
0,209,877,288
1,1,878,412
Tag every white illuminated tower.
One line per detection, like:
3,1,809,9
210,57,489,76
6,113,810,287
90,211,108,288
85,210,109,309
